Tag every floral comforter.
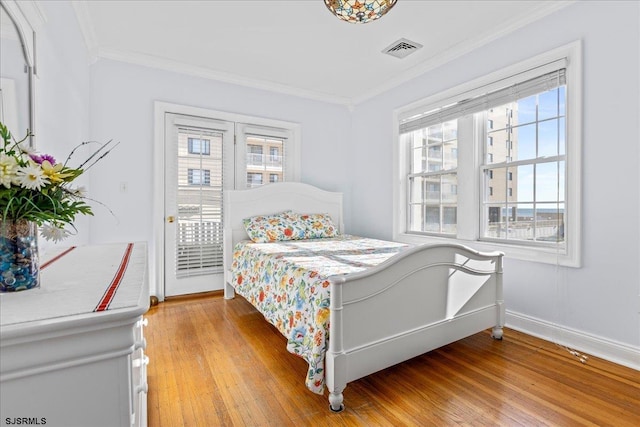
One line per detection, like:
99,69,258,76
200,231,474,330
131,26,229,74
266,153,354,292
231,235,408,394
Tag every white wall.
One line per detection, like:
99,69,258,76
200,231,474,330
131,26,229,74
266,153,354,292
34,1,92,251
350,0,640,364
87,59,352,295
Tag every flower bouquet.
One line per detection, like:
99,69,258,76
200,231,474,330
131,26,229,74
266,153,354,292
0,121,117,291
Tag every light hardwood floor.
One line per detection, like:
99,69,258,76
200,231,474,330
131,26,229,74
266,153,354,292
145,292,639,426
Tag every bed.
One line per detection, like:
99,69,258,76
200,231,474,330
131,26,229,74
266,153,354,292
223,182,504,412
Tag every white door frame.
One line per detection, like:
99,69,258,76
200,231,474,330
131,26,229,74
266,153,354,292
152,101,301,301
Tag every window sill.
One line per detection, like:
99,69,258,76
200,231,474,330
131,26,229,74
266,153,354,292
394,233,580,268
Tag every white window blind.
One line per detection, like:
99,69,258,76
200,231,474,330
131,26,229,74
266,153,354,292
176,126,224,278
400,62,567,134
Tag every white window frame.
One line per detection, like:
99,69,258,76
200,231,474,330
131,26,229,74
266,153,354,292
235,123,297,189
393,42,582,267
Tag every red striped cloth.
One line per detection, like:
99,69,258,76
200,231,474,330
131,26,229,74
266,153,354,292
1,242,146,328
94,243,134,312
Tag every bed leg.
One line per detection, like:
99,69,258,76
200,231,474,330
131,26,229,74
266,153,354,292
491,326,504,340
224,282,235,299
328,392,344,413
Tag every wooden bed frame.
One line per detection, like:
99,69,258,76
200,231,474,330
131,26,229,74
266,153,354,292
223,182,504,412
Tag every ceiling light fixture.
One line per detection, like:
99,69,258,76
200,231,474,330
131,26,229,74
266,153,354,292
324,0,397,24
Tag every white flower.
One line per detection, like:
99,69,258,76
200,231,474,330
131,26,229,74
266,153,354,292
15,163,49,190
0,152,18,188
40,224,70,242
17,142,36,155
70,185,87,198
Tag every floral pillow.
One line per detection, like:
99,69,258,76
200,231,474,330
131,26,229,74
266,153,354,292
243,211,306,243
298,213,340,239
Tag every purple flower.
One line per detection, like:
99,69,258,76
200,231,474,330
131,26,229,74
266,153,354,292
30,153,56,165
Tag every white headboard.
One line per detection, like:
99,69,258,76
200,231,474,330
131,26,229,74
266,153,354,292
223,182,344,285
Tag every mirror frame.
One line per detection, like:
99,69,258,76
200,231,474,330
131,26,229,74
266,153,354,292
1,0,36,147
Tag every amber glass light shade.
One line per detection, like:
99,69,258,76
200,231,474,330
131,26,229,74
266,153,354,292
324,0,397,24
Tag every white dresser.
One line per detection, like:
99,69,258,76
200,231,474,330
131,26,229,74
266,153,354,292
0,242,149,427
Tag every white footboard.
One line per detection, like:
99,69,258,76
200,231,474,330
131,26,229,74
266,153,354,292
325,243,504,411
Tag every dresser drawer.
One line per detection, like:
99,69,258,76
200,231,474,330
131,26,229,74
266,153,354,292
0,242,150,427
131,317,149,427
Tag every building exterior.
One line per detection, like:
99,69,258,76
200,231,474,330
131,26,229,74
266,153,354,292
246,135,284,187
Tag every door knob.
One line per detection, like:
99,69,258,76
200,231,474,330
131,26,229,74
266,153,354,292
167,216,175,223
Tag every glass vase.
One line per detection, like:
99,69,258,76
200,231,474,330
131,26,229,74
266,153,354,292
0,219,40,292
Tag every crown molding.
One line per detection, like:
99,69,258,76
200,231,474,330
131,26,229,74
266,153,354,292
69,0,350,105
67,0,574,108
351,0,577,105
95,47,353,106
70,0,99,63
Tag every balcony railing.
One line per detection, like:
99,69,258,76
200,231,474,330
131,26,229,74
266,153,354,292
485,219,564,242
247,153,283,169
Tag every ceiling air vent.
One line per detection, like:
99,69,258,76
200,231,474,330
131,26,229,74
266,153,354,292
382,38,423,59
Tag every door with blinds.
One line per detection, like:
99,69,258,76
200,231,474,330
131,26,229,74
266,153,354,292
164,114,234,296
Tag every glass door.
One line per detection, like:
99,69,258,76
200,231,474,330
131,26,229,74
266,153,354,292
164,114,234,296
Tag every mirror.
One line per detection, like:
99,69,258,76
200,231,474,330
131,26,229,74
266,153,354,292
0,2,34,146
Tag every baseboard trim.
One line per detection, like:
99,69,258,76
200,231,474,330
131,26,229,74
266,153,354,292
506,311,639,371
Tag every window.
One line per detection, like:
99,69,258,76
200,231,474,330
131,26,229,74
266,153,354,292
188,169,210,186
395,43,581,266
188,138,210,155
247,172,263,187
407,120,458,234
239,125,290,188
270,147,280,162
245,137,283,187
482,84,566,244
247,144,263,167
